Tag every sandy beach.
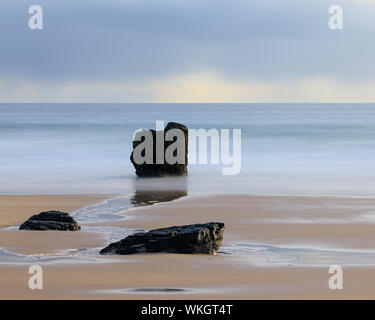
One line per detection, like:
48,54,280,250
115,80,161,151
3,0,375,306
1,194,375,299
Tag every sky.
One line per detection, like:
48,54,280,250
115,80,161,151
0,0,374,103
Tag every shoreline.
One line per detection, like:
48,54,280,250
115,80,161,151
1,193,375,299
3,190,375,199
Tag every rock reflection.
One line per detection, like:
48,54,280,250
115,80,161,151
131,178,187,207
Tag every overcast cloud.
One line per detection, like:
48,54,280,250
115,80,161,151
0,0,374,102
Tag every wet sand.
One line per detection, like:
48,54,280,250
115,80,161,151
2,255,375,299
103,195,375,251
0,195,115,255
0,195,116,228
1,194,375,299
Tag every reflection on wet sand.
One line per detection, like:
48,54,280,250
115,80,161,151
131,190,188,207
131,178,188,207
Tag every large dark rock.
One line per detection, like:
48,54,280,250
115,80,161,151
130,122,188,177
100,222,224,255
19,210,81,231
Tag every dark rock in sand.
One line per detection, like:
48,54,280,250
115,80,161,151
99,222,225,255
19,210,81,231
130,122,188,177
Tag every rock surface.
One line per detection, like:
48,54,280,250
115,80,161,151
130,122,188,177
19,210,81,231
100,222,224,255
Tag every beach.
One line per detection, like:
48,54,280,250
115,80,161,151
1,103,375,299
2,0,375,306
1,194,375,299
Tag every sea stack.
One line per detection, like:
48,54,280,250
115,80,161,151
130,122,188,177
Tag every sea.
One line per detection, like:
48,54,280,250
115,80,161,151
1,103,375,197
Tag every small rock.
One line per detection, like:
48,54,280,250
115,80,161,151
100,222,224,255
19,210,81,231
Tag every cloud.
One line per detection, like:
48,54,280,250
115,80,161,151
2,73,375,103
0,0,375,102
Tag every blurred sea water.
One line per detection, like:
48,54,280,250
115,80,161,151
1,103,375,197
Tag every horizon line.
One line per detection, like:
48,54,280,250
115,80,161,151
1,102,375,105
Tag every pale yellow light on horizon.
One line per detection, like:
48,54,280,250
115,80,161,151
140,73,375,103
151,73,269,103
1,73,375,103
